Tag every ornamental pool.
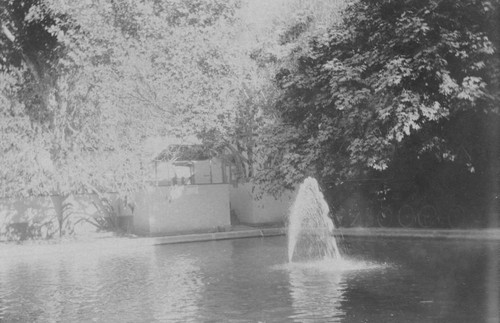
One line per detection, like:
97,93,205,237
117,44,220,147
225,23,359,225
0,236,499,322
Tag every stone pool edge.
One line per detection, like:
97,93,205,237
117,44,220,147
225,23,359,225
333,227,500,241
150,227,287,245
2,228,499,255
149,227,500,246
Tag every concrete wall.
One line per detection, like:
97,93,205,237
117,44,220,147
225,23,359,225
230,183,297,225
1,184,231,239
0,196,59,240
1,181,294,239
133,184,230,235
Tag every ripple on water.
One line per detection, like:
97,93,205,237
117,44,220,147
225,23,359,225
272,257,391,273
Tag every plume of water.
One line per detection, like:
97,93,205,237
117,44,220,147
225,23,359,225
288,177,341,262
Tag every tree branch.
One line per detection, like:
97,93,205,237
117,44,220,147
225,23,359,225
1,22,42,84
1,23,16,42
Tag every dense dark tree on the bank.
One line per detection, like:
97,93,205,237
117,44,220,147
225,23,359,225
258,0,499,221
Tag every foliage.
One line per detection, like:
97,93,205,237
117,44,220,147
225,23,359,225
215,0,348,184
0,0,253,198
1,0,352,200
87,196,120,232
258,0,500,201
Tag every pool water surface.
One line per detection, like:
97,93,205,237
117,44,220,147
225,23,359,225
0,236,499,322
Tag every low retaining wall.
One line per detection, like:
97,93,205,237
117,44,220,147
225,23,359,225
2,183,292,240
133,184,230,235
230,183,297,225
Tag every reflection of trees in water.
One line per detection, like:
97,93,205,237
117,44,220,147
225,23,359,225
206,238,293,322
288,265,345,322
0,247,163,322
148,254,204,321
486,243,499,322
340,239,500,322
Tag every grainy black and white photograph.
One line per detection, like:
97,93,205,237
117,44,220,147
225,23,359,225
0,0,499,322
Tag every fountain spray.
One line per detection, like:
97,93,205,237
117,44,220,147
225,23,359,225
287,177,341,262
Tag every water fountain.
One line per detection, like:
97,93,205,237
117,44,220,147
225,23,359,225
287,177,341,262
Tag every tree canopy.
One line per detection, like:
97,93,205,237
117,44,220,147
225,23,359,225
1,0,328,197
1,0,498,224
0,0,251,197
256,0,500,209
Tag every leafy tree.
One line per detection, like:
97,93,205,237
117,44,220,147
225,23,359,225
0,0,267,199
260,0,500,211
2,0,259,236
0,0,140,198
214,0,348,186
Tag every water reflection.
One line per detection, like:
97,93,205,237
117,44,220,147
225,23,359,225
282,258,387,322
147,254,204,321
486,243,499,322
196,237,294,322
0,245,206,322
340,239,500,322
0,237,499,322
287,262,346,322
